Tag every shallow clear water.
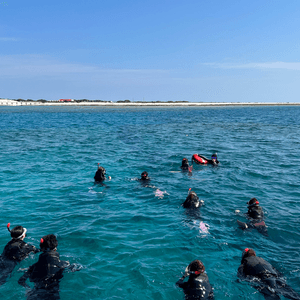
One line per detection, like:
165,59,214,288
0,106,299,300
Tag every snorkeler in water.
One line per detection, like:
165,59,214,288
94,164,111,183
181,158,190,170
182,190,204,209
238,248,300,300
236,198,268,236
140,171,150,181
176,259,214,299
18,234,72,300
0,224,39,286
192,153,219,166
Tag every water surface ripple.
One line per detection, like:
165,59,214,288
0,106,299,299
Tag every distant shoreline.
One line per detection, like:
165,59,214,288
0,99,300,107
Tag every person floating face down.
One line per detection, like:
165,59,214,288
18,234,70,300
0,224,39,286
176,259,214,299
237,248,300,300
182,191,204,209
237,198,268,236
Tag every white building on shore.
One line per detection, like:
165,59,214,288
0,99,19,105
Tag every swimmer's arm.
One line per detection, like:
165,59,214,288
23,243,40,255
237,264,245,280
176,269,189,288
59,260,70,269
18,270,30,288
176,277,188,288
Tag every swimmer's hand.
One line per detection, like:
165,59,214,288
183,266,190,277
66,263,83,272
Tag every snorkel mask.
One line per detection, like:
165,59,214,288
186,260,205,276
211,153,217,160
247,198,259,207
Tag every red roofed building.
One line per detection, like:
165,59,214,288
59,99,73,102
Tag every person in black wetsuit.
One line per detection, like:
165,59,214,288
181,158,190,170
94,165,107,182
192,153,219,166
18,234,70,300
182,191,204,209
209,153,219,166
140,171,150,181
0,224,39,286
176,259,214,299
237,248,300,300
237,198,268,236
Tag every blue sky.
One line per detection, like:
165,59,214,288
1,0,300,102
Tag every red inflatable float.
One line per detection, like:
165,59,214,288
192,154,209,164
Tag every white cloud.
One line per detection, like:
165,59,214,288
0,54,168,78
204,61,300,71
0,37,19,42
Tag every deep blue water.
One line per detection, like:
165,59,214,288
0,105,299,300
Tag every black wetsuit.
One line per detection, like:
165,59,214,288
247,204,268,236
181,162,190,171
207,159,219,166
94,169,106,182
19,250,69,300
238,256,300,300
182,195,202,209
238,204,268,236
248,204,264,219
0,239,38,285
176,273,214,299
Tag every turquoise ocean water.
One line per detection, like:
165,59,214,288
0,106,299,300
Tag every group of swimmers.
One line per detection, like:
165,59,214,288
2,153,298,300
0,224,77,299
95,152,300,300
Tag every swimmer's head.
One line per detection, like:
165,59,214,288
188,260,205,275
98,166,106,173
7,224,27,240
40,234,58,251
211,153,217,160
241,248,256,263
187,191,199,200
247,198,259,207
183,191,201,208
182,158,189,165
141,171,149,180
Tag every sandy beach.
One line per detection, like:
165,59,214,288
1,99,300,107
